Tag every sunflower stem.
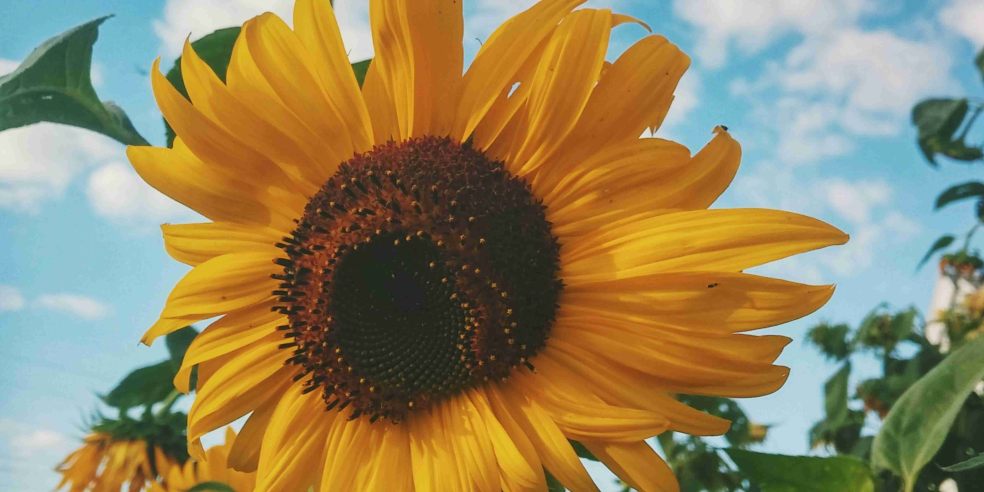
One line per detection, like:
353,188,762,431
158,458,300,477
155,390,181,417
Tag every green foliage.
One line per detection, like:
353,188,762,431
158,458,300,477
941,453,984,473
976,47,984,83
935,181,984,210
162,27,241,147
187,482,236,492
825,363,851,426
871,334,984,491
569,440,599,461
91,409,189,465
726,449,874,492
103,326,198,409
102,360,176,409
0,17,147,145
912,98,983,165
807,322,853,361
352,59,372,87
918,235,955,269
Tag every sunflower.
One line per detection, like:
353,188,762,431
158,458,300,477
131,0,847,490
151,428,255,492
57,433,179,492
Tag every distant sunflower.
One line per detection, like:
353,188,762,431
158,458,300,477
57,433,178,492
130,0,847,490
152,428,255,492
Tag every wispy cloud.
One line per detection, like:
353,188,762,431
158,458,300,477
939,0,984,47
34,294,111,320
0,285,26,312
87,162,194,224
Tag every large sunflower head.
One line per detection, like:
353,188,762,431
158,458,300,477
151,428,255,492
56,433,180,492
131,0,847,490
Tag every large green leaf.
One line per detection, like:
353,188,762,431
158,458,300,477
941,453,984,473
102,360,176,409
871,335,984,491
165,325,198,369
0,17,147,145
917,234,955,269
825,362,851,425
726,449,874,492
936,181,984,210
912,98,968,165
163,27,241,147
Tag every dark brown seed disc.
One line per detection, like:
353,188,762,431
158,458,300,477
272,136,561,423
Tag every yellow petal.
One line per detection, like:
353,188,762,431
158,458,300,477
355,423,413,492
321,413,372,489
228,398,276,472
161,221,279,266
404,0,463,136
180,39,332,192
443,394,499,491
512,369,669,442
156,249,280,321
453,0,587,140
554,35,689,162
257,383,334,491
410,409,463,492
174,301,284,392
150,59,302,197
487,385,598,492
537,346,731,436
467,389,544,492
512,9,613,175
293,0,374,151
561,208,849,283
564,271,835,333
127,142,294,232
583,441,680,492
188,335,294,455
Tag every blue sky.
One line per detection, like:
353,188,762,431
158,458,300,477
1,0,982,490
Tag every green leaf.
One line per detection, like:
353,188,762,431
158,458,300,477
824,362,851,425
917,234,955,269
163,27,241,147
912,98,968,165
0,16,147,145
352,59,371,87
726,449,874,492
871,335,984,490
187,482,236,492
941,453,984,473
102,361,176,409
165,326,198,369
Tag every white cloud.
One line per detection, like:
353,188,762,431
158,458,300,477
939,0,984,47
734,29,954,164
735,166,920,279
154,0,373,61
87,162,193,223
0,419,74,462
659,70,703,137
672,0,875,68
0,123,119,213
35,294,110,320
0,285,26,312
9,429,72,458
820,178,891,224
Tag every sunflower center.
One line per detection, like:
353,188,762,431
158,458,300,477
274,136,561,423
